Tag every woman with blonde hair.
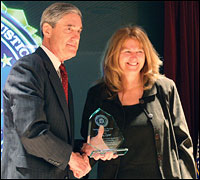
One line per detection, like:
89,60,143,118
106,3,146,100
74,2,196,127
81,25,196,179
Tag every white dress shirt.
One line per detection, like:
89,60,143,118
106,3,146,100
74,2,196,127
40,45,62,79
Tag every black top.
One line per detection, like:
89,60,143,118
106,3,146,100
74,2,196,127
117,104,161,179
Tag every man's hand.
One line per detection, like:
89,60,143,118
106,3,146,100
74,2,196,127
81,126,118,160
68,152,91,179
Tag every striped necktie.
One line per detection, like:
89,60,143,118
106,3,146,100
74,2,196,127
59,63,68,103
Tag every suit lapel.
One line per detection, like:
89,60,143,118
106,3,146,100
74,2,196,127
35,48,71,139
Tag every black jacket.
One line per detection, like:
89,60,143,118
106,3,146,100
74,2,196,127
81,76,196,179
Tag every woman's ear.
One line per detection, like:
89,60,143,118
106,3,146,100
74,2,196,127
42,23,52,38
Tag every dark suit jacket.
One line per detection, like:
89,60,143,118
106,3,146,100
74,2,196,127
1,47,75,179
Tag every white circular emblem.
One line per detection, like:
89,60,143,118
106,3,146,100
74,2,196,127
95,115,108,127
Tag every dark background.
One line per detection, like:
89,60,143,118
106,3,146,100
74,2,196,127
2,1,166,178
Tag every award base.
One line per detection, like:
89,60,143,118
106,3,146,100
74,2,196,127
89,148,128,157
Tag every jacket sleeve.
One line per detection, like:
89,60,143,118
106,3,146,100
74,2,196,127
169,81,196,179
3,58,72,170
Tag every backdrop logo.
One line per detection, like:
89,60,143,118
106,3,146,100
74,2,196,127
1,2,41,157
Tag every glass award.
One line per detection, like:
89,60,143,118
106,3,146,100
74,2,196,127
87,108,128,157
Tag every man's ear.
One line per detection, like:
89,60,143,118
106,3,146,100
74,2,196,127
42,23,52,38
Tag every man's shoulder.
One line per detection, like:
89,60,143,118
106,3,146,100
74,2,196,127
12,47,46,70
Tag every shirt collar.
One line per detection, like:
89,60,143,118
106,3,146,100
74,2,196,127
40,45,61,71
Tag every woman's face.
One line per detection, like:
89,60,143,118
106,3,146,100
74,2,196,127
119,38,145,76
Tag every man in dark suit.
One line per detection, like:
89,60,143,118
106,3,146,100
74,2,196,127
1,2,91,179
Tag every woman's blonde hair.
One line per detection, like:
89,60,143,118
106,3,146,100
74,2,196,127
102,25,163,95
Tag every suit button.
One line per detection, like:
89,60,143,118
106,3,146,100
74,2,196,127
64,176,68,179
155,134,159,140
148,113,153,118
139,99,144,104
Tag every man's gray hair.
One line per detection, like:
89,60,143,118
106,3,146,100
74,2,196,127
40,2,82,37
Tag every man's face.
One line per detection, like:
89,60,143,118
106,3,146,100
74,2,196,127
45,13,82,62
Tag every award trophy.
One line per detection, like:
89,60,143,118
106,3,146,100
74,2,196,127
87,108,128,157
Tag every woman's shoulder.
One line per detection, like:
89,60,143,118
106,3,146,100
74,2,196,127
88,80,106,94
155,75,176,87
154,75,177,93
87,80,113,100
